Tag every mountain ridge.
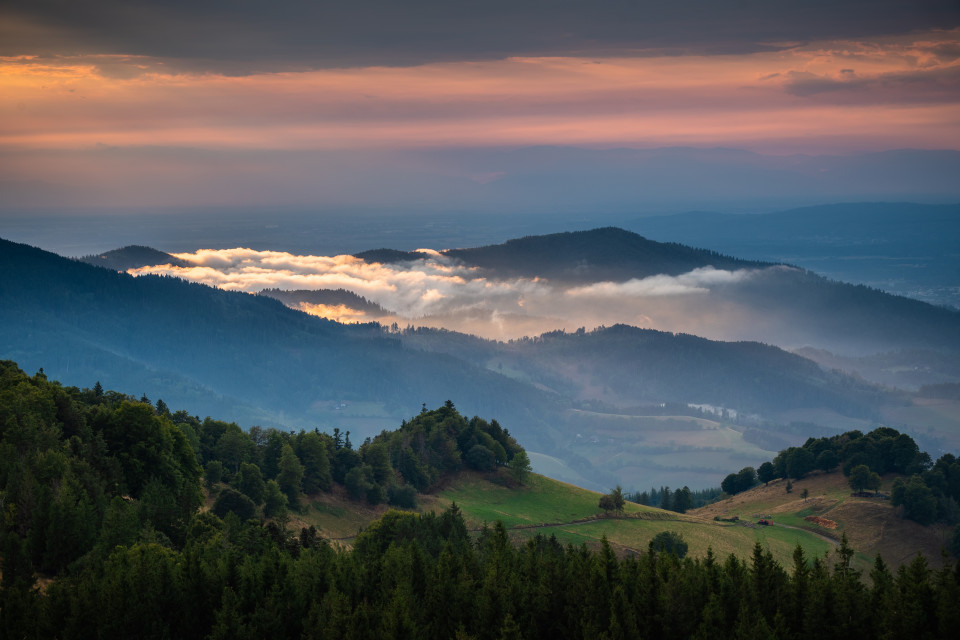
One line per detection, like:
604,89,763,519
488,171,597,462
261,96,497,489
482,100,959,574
440,227,772,282
0,235,915,489
78,244,188,270
353,227,772,282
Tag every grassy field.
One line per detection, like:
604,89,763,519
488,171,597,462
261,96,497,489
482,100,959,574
428,471,658,527
287,486,392,543
281,468,949,574
508,517,837,569
430,472,841,569
690,470,953,570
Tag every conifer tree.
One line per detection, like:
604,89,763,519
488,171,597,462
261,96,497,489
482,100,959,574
277,444,305,508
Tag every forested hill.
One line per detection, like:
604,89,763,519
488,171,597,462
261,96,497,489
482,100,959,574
720,426,960,529
78,245,188,270
0,362,528,566
1,363,957,639
0,237,557,440
258,288,389,317
441,227,770,281
400,324,890,418
356,227,769,282
1,236,928,489
453,229,960,355
351,227,960,355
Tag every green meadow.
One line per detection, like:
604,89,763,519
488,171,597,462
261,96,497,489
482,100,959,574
429,472,842,570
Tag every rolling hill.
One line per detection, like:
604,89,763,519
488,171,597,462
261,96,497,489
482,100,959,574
2,360,953,640
630,202,960,308
78,245,188,270
81,227,960,360
438,228,960,354
2,234,949,489
358,227,770,282
258,288,390,318
355,228,960,391
690,471,953,570
0,237,558,443
289,468,952,574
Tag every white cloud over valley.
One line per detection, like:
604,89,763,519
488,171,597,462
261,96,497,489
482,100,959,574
131,248,766,340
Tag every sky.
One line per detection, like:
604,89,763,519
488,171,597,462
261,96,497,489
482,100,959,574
1,1,959,212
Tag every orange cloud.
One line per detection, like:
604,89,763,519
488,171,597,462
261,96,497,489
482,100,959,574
1,29,958,155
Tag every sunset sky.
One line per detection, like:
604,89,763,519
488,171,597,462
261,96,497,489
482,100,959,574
2,1,959,212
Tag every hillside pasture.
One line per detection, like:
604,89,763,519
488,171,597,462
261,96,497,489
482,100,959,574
290,468,949,575
690,470,953,569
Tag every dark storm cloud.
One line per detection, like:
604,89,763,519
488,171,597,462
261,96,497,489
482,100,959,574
3,0,959,72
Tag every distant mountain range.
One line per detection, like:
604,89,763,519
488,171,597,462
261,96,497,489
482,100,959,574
629,202,960,308
358,227,769,282
6,238,555,432
79,227,960,385
3,233,936,489
633,202,960,256
8,147,960,215
359,228,960,361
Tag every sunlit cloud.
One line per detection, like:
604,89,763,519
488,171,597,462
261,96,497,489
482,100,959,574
128,247,767,340
567,267,754,298
296,302,385,325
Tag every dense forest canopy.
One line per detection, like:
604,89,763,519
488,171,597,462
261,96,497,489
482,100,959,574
1,362,959,638
0,359,529,559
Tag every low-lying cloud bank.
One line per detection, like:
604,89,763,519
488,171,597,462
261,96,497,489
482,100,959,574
131,248,766,340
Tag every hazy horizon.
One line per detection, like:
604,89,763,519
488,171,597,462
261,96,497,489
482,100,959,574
2,2,958,214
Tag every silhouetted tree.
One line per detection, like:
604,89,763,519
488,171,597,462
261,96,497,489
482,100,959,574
650,531,688,558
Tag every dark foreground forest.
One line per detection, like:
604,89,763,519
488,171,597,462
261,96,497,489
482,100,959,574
1,362,958,639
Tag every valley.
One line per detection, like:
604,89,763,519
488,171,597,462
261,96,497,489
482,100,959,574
9,223,954,490
8,231,960,490
3,3,959,636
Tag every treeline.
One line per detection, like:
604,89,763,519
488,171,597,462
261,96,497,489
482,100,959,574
258,288,389,315
3,362,960,638
6,506,960,639
0,360,530,565
720,427,960,527
0,362,204,576
186,398,530,522
631,486,722,513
